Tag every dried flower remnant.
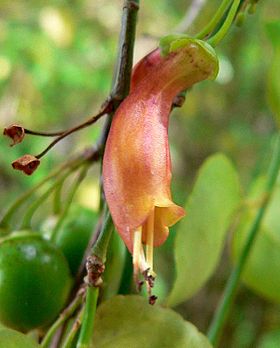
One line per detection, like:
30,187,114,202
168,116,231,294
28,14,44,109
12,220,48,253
103,36,219,300
12,155,40,175
3,125,25,146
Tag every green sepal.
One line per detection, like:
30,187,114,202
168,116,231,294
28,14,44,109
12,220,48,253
159,34,219,80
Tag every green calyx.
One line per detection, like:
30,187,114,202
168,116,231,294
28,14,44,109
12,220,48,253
159,34,219,80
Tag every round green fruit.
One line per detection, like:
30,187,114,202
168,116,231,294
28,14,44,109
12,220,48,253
54,205,97,276
0,231,72,332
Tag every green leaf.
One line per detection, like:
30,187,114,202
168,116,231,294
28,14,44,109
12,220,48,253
266,46,280,125
265,21,280,125
0,327,39,348
92,295,212,348
232,177,280,303
167,154,240,307
258,330,280,348
266,21,280,48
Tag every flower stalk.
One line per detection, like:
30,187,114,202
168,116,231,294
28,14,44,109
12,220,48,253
40,288,85,348
76,208,114,348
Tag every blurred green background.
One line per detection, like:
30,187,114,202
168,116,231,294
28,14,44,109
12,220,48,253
0,0,279,347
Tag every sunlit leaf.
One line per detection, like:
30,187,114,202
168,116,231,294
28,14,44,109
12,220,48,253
92,295,212,348
167,154,240,307
0,327,39,348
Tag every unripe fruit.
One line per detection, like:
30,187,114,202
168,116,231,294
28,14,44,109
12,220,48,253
0,231,72,332
53,206,97,276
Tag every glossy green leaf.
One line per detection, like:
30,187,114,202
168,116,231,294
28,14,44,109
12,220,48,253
232,177,280,303
92,295,212,348
167,154,240,307
0,327,39,348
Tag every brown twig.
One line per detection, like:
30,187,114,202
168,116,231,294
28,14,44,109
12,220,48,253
36,100,113,159
24,128,65,136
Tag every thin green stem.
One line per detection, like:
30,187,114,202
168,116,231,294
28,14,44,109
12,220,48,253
76,207,114,348
92,208,114,261
40,290,84,348
195,0,232,39
51,164,89,243
0,156,85,229
207,134,280,346
208,0,241,47
20,169,74,230
76,287,99,348
61,307,85,348
53,180,63,215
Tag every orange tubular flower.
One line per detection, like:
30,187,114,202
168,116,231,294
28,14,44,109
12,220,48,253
103,36,218,296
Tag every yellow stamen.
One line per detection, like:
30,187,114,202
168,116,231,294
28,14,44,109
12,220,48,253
139,247,149,272
145,210,154,273
133,226,142,281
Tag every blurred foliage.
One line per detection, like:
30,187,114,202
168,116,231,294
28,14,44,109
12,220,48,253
92,295,212,348
0,326,39,348
0,0,279,347
168,154,240,307
232,176,280,304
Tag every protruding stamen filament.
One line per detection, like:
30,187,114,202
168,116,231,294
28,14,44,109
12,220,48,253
145,210,154,273
133,226,143,285
132,220,157,303
139,247,149,272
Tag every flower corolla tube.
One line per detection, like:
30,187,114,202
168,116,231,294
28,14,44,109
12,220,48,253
103,36,219,300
